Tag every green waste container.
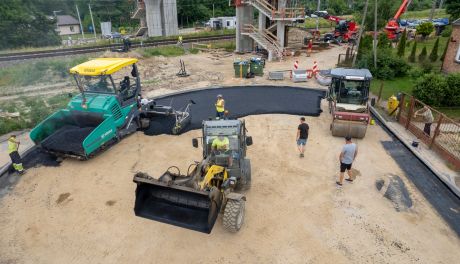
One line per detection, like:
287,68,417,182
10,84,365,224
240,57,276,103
249,57,264,76
233,60,249,78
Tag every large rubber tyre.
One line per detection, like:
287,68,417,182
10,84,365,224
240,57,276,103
223,199,245,233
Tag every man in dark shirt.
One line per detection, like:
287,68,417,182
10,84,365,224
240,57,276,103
296,117,309,158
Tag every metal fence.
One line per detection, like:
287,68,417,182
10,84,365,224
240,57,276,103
396,93,460,169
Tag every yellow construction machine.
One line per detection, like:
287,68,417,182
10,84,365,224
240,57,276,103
133,119,252,233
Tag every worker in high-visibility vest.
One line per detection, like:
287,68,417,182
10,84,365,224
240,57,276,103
7,135,25,175
215,94,225,119
177,35,183,46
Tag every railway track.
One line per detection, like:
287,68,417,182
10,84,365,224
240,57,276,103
0,34,235,62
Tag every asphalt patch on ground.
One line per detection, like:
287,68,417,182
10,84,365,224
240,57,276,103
381,138,460,235
145,86,325,135
376,174,413,211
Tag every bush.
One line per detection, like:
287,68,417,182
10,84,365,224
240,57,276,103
413,73,447,106
413,73,460,107
408,67,423,78
429,38,439,62
441,27,452,38
408,41,417,62
416,22,434,39
397,30,407,57
419,60,434,73
444,73,460,107
418,46,427,61
357,49,410,80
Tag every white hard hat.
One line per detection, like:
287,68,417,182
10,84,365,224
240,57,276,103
217,94,222,98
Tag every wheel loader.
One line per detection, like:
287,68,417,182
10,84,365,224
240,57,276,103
30,58,193,159
133,119,253,233
326,68,372,139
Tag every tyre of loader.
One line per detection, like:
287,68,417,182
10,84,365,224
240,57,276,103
134,180,223,233
331,120,367,139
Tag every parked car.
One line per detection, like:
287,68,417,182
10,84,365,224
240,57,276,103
103,32,122,39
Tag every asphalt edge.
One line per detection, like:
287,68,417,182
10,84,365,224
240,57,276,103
370,106,460,198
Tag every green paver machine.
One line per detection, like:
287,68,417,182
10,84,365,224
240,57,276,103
29,58,193,159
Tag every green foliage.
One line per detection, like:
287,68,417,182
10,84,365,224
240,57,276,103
326,0,349,15
444,74,460,106
177,0,234,27
377,33,391,49
408,41,417,62
357,34,373,60
408,67,424,78
142,46,185,57
397,30,407,57
413,73,460,107
441,26,452,38
0,0,61,49
357,49,410,80
413,74,447,106
0,93,71,135
354,0,400,30
445,0,460,19
0,56,87,88
440,38,449,61
418,46,427,61
429,38,439,62
416,22,435,38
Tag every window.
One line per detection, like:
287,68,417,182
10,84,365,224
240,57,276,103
456,43,460,63
227,21,230,27
70,26,74,32
75,75,116,94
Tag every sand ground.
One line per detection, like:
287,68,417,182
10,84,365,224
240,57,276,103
1,107,459,263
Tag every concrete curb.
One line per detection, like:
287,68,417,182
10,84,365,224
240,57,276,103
370,106,460,198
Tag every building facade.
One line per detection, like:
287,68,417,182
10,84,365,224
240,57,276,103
442,19,460,73
56,15,81,35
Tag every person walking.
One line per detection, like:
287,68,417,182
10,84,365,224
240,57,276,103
215,94,225,119
296,117,309,158
337,136,357,186
414,105,434,136
7,135,25,175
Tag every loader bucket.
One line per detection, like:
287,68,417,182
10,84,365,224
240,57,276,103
133,175,222,234
331,120,367,139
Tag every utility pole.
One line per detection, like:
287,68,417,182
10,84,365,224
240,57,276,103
88,3,97,39
316,0,321,31
75,4,85,39
429,0,436,21
373,0,378,69
352,0,370,67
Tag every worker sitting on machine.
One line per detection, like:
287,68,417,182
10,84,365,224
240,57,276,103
211,133,232,166
119,76,130,98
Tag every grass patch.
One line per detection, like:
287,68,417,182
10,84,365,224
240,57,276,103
141,46,185,57
209,41,236,52
0,56,88,88
371,76,414,100
147,28,235,42
433,107,460,121
0,93,71,135
402,9,447,19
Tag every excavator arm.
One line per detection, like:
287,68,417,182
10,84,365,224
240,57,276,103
385,0,412,40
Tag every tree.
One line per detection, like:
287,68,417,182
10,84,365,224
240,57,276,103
354,0,400,30
429,37,439,62
445,0,460,19
408,41,417,62
397,30,407,57
377,33,391,49
444,74,460,107
416,22,434,39
440,40,449,61
418,46,427,61
0,0,61,50
327,0,348,15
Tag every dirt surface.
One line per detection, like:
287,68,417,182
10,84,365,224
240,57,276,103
1,108,460,263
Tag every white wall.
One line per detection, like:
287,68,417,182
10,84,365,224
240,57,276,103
58,25,81,35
